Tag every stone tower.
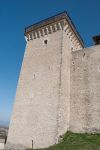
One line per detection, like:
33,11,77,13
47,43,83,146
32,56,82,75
6,12,84,149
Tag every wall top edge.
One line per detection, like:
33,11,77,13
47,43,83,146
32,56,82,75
24,11,84,47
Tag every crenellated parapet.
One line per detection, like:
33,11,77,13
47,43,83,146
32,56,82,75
24,11,84,50
64,24,84,51
25,20,65,41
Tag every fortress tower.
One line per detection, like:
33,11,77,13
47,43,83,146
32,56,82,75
6,12,84,149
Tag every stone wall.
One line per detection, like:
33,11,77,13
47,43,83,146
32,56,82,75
70,45,100,133
6,13,84,150
7,27,71,149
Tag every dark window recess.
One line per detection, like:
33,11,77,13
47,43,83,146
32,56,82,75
44,40,48,44
93,35,100,45
83,53,85,57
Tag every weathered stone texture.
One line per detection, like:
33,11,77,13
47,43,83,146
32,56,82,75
6,28,71,149
70,45,100,133
6,12,100,150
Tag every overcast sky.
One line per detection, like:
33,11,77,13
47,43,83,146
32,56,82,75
0,0,100,126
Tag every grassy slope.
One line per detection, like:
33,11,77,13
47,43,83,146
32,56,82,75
28,132,100,150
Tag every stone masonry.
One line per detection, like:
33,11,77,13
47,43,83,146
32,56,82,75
70,45,100,133
6,12,100,150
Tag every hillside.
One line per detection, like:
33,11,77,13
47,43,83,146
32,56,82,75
28,132,100,150
0,126,8,139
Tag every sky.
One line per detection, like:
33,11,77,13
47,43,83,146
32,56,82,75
0,0,100,126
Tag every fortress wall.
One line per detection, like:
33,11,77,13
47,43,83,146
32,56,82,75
7,29,71,149
6,12,84,149
70,45,100,133
57,30,71,138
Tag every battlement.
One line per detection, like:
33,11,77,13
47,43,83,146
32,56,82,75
24,12,84,50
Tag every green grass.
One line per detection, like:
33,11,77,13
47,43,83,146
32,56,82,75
28,132,100,150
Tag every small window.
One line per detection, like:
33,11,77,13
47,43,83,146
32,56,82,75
44,39,48,44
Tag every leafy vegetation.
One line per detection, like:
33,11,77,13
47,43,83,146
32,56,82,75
28,132,100,150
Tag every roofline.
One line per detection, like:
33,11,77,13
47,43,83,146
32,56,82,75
25,11,84,47
25,11,66,31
